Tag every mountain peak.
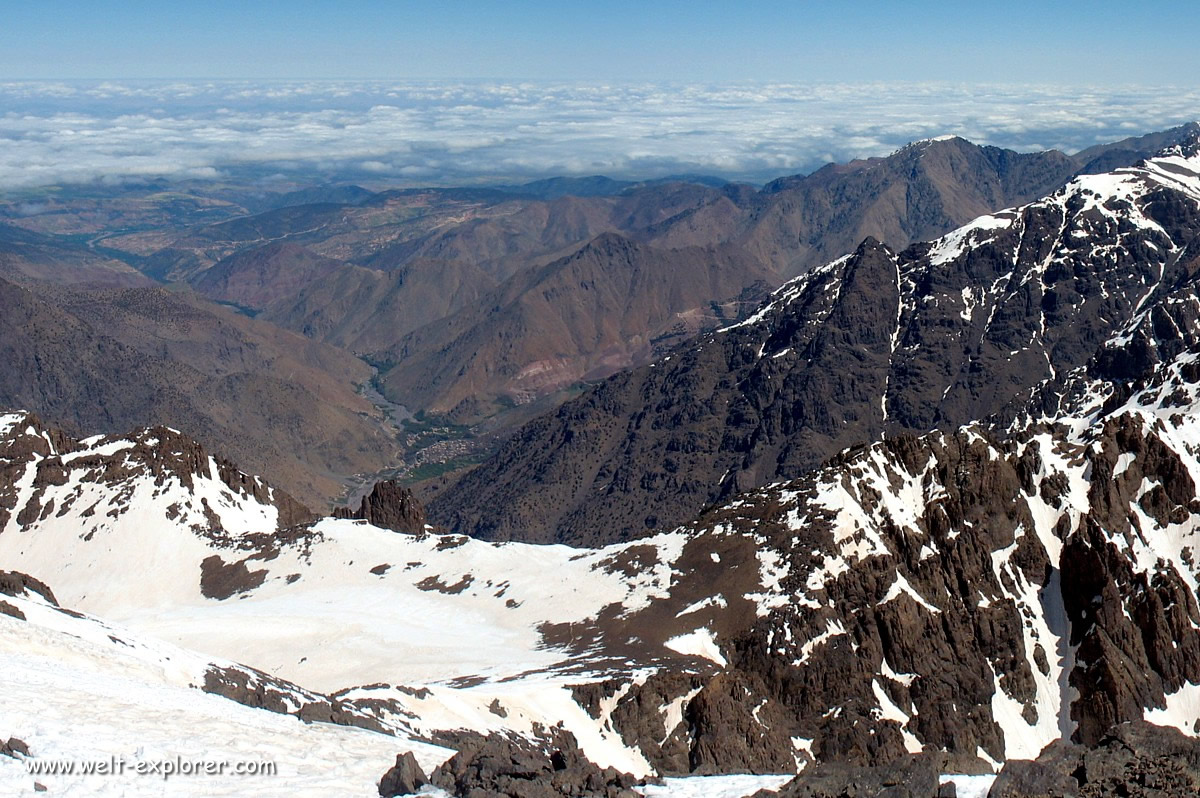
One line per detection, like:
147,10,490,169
894,134,965,155
1159,125,1200,159
916,134,962,145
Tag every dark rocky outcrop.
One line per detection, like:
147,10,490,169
686,672,797,775
0,570,58,606
573,673,703,776
1,737,29,758
199,554,268,600
556,312,1200,767
990,721,1200,798
334,480,427,534
202,665,389,735
763,755,941,798
378,751,427,797
0,413,315,541
427,729,641,798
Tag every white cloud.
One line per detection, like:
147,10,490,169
0,80,1196,191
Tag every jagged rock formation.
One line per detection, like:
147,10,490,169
554,327,1200,775
0,411,314,548
366,136,1153,423
989,721,1200,798
122,132,1192,428
425,730,641,798
334,479,428,534
8,288,1200,786
433,139,1200,545
378,751,427,797
8,131,1200,797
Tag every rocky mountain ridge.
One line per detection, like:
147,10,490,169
87,127,1196,432
432,139,1200,545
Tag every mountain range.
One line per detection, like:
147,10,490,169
38,124,1192,435
433,136,1200,545
5,125,1200,797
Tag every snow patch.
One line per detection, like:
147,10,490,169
664,628,726,667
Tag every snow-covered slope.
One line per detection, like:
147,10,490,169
0,572,452,797
0,412,759,778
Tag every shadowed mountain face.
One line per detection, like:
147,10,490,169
0,277,397,508
374,233,774,422
190,241,345,312
430,142,1200,545
258,257,498,354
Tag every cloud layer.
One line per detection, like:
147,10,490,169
1,81,1197,191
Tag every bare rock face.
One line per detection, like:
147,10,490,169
685,671,797,775
334,480,427,534
990,721,1200,798
0,570,58,606
764,755,941,798
686,429,1044,765
428,729,641,798
378,751,427,797
202,665,389,735
572,672,705,776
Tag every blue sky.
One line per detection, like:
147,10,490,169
1,0,1195,83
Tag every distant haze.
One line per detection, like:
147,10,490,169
0,80,1197,192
